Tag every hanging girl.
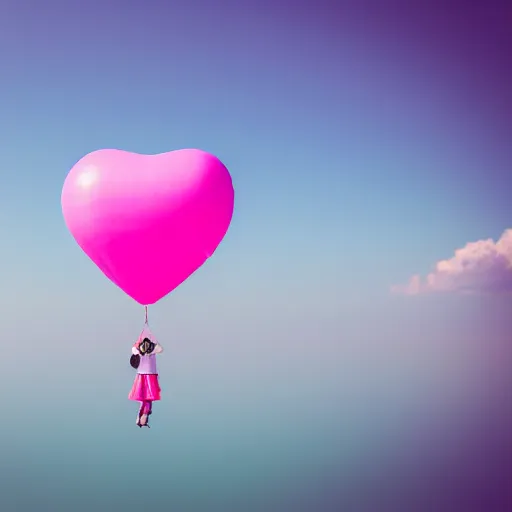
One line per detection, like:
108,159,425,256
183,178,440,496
129,336,163,427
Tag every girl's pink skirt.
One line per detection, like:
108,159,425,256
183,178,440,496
128,374,161,401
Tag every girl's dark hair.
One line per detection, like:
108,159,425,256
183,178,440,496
139,337,155,355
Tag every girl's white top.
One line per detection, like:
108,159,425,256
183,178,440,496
132,344,163,375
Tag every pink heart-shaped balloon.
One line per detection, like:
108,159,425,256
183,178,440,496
61,148,234,305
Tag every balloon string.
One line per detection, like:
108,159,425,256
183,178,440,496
137,305,150,343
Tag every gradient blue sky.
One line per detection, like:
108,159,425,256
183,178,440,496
1,1,511,510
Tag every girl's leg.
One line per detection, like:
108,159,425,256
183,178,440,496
136,402,144,426
139,401,152,427
142,401,152,415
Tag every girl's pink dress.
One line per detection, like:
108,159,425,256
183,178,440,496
129,345,162,401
